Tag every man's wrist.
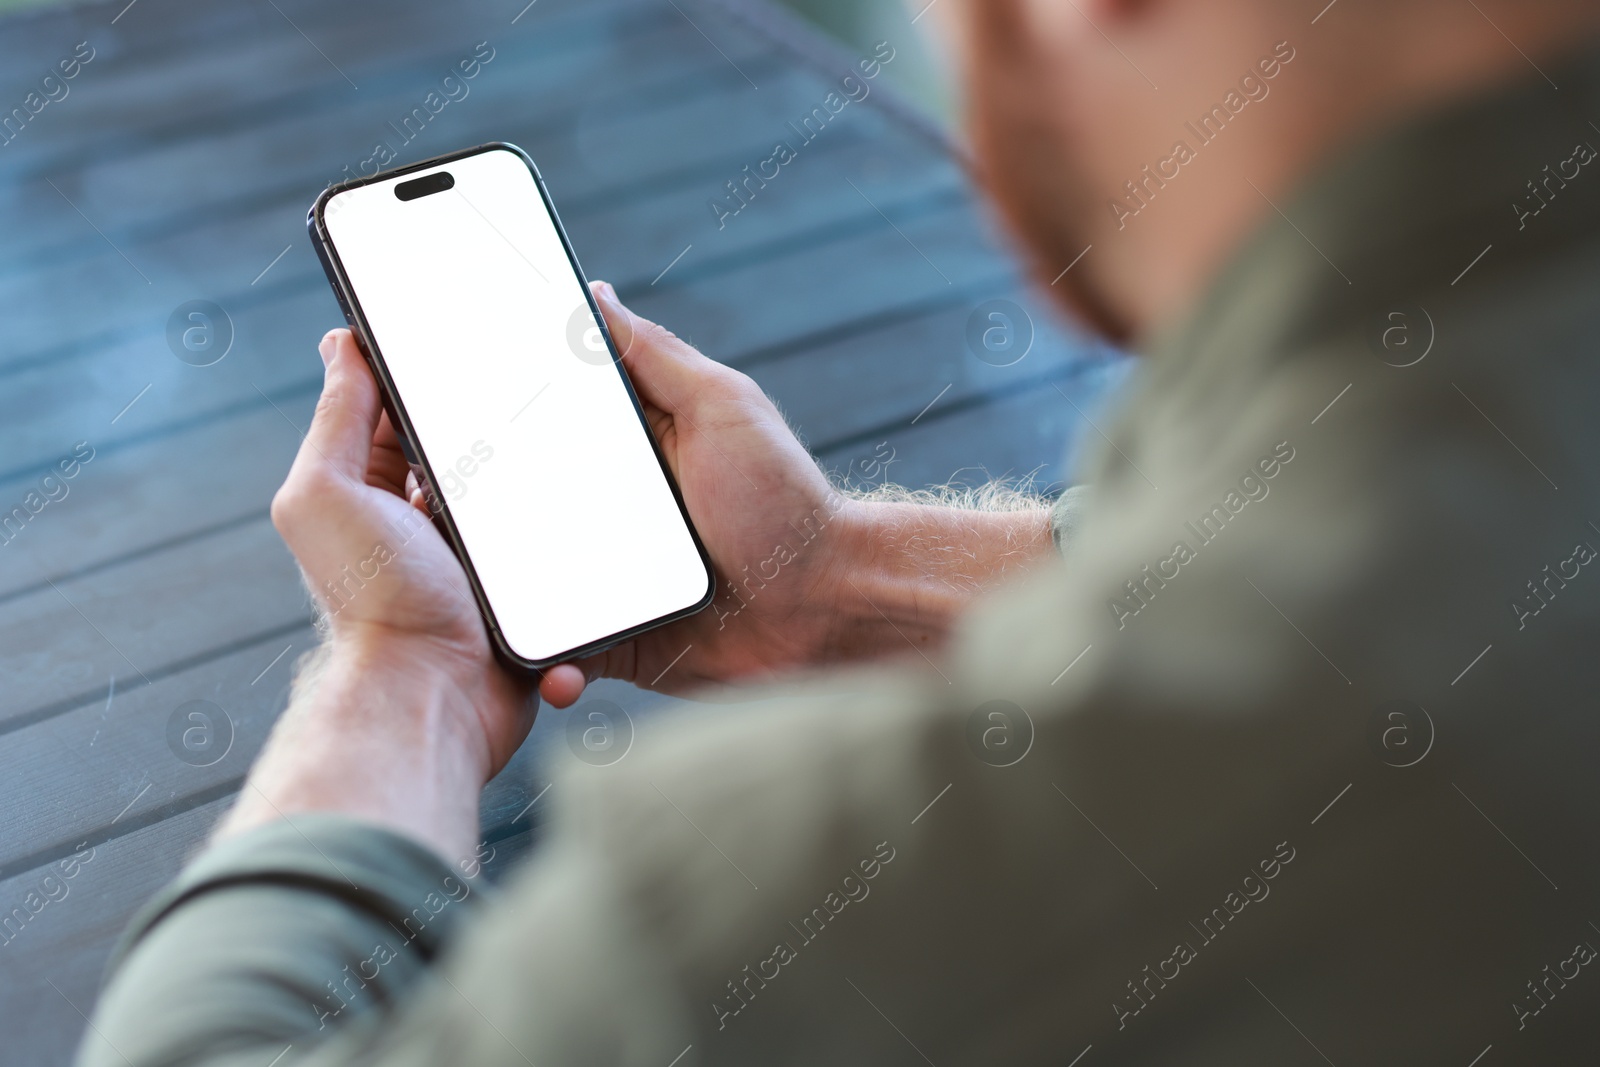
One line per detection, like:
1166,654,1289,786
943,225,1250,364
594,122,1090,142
217,636,496,864
816,497,1053,664
312,634,496,774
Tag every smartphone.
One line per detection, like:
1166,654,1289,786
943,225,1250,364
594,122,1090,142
307,143,713,670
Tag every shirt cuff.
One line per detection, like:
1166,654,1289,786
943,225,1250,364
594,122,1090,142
1050,484,1092,554
103,813,481,981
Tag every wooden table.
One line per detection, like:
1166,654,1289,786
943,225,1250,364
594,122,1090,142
0,0,1129,1060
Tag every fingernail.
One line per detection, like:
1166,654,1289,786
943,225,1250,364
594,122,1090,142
318,331,338,366
595,280,617,305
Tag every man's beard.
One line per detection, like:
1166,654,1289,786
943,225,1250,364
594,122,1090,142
963,0,1135,345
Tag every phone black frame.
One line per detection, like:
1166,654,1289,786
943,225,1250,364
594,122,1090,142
307,142,715,672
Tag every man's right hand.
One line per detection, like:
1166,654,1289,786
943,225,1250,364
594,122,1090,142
540,282,1056,707
540,282,865,704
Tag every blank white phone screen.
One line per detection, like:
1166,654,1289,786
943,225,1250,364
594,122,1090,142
324,147,710,664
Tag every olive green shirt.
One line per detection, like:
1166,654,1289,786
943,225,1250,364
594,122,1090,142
81,46,1600,1067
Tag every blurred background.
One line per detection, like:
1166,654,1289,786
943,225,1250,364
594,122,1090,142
0,0,1126,1062
0,0,955,115
781,0,952,117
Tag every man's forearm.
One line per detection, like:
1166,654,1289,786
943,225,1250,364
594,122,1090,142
821,498,1054,662
216,637,498,864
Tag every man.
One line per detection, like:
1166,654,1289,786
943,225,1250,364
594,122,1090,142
80,1,1600,1064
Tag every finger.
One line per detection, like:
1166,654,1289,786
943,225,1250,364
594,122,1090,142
299,329,382,488
565,640,633,688
366,409,411,495
405,473,432,515
538,664,588,709
590,281,723,412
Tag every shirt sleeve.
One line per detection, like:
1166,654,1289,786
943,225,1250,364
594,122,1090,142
76,815,485,1067
1050,484,1091,553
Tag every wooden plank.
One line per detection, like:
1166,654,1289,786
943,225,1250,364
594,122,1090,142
0,12,979,511
0,287,335,486
0,408,289,602
0,194,1005,542
0,0,663,168
0,111,947,383
0,65,933,372
0,17,784,300
555,136,964,291
751,289,1122,446
0,798,229,1067
824,368,1132,494
476,678,689,853
0,4,864,268
50,27,778,225
0,598,670,877
0,128,951,431
0,642,288,878
0,520,306,734
0,29,784,310
0,0,550,73
0,127,964,482
625,202,1016,356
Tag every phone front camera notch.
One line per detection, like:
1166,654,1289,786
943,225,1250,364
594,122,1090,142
395,171,456,201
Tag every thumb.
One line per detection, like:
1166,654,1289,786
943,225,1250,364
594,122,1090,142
590,281,723,413
299,328,382,487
